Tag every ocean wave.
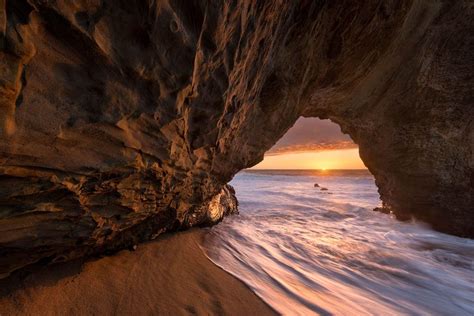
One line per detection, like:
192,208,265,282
203,171,474,315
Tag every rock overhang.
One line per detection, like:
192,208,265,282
0,0,472,278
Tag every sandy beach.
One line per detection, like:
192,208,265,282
0,229,276,316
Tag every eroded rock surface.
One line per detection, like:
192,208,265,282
0,0,472,278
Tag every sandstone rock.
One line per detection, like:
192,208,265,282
0,0,472,278
186,184,238,227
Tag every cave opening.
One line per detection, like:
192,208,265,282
230,115,384,230
252,117,367,171
238,115,386,218
233,115,382,216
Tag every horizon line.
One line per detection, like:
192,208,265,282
246,168,368,171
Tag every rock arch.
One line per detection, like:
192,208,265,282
0,0,472,278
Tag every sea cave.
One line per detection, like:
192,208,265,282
0,0,472,288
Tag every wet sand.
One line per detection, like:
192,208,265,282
0,229,276,315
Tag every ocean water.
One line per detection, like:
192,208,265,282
202,170,474,316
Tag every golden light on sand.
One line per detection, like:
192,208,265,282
252,148,366,170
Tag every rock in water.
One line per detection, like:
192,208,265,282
373,207,391,215
314,183,320,188
0,1,472,278
320,188,329,191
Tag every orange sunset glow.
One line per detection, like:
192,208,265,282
252,148,366,170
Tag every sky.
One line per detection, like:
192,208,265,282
252,117,366,170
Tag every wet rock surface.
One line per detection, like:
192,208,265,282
0,0,473,277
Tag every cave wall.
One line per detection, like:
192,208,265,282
0,0,472,278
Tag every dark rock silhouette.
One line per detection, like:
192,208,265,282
0,0,472,278
320,188,329,191
314,183,320,188
373,207,391,215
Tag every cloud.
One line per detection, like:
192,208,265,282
266,117,357,155
266,140,358,155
